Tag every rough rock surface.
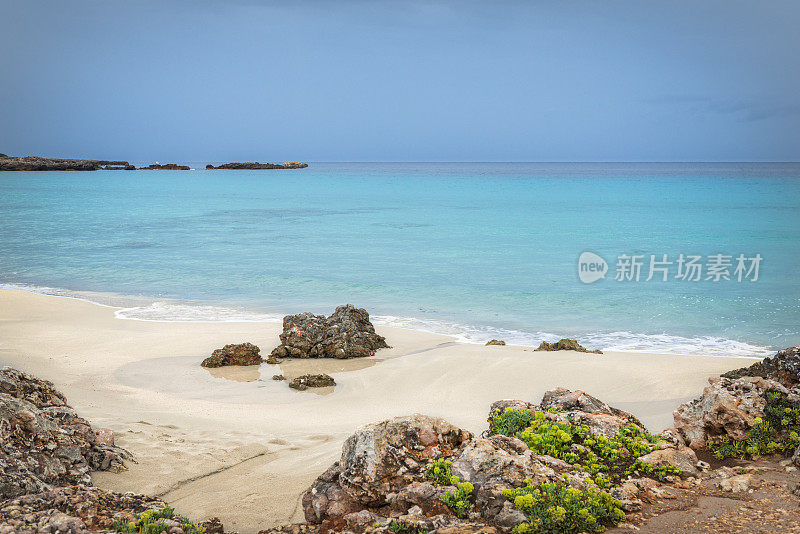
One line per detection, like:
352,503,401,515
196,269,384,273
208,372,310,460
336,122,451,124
288,374,336,390
271,305,389,360
0,367,130,499
205,161,308,170
0,484,165,533
540,387,645,437
673,375,788,449
485,340,506,346
534,338,602,354
721,346,800,386
201,342,263,367
637,447,700,478
0,156,133,171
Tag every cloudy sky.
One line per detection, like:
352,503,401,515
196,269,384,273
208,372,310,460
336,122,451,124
2,0,798,161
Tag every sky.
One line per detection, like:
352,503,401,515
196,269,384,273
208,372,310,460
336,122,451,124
1,0,799,162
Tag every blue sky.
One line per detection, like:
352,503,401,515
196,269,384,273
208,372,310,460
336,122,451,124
2,0,798,162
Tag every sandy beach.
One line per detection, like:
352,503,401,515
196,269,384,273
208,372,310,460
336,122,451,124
0,288,761,533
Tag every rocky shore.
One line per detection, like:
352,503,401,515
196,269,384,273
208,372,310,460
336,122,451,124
2,306,799,533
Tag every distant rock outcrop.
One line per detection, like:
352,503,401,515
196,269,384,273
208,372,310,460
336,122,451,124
0,156,135,171
535,338,602,354
270,305,389,360
485,339,506,346
201,342,263,367
138,163,190,170
205,161,308,170
0,367,130,499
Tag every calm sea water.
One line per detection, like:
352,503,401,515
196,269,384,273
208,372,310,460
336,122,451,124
1,162,799,356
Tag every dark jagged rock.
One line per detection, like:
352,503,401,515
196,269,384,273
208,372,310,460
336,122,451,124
535,338,602,354
201,342,263,368
485,339,506,346
0,484,166,533
0,367,130,499
205,161,308,170
270,305,389,360
721,346,800,386
272,374,285,381
288,374,336,390
138,163,190,170
0,156,133,171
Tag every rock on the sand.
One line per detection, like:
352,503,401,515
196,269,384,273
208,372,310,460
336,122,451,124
271,304,389,360
535,338,602,354
485,339,506,346
721,346,800,386
288,374,336,390
201,342,263,367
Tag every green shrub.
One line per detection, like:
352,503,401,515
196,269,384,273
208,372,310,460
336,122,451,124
503,479,626,533
491,409,663,484
440,476,474,518
424,459,454,485
625,459,682,481
388,519,428,533
112,507,205,534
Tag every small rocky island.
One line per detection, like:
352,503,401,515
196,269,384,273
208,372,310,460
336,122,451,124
205,161,308,170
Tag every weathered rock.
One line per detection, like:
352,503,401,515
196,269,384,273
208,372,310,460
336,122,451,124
0,484,164,533
539,387,645,437
485,339,506,346
205,161,308,170
288,374,336,390
271,305,389,360
716,473,759,493
0,367,130,499
636,447,700,478
337,415,472,507
0,156,132,171
201,342,263,367
535,338,602,354
673,375,787,449
722,346,800,386
272,374,285,381
302,462,360,523
451,435,564,524
793,444,800,467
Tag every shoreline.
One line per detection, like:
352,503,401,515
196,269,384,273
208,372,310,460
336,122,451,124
0,288,764,533
0,281,774,358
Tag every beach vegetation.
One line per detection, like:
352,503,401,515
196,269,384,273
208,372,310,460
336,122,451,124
423,458,453,485
422,460,473,518
624,459,682,481
388,519,428,533
709,391,800,460
502,479,626,534
489,408,664,484
112,507,206,534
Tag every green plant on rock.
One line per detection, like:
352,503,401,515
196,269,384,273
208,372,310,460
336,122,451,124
440,476,474,518
388,519,428,533
709,391,800,460
490,408,664,484
502,478,626,534
423,458,453,485
112,507,206,534
625,459,682,482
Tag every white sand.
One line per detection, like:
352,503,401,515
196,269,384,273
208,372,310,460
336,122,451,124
0,289,760,533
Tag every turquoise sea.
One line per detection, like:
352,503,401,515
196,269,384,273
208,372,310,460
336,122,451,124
1,162,798,356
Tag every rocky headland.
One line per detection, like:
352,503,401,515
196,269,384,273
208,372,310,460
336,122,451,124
205,162,308,170
0,156,135,171
138,164,191,170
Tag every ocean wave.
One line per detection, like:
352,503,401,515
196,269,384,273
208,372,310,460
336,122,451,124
114,302,282,323
372,315,773,358
2,282,773,357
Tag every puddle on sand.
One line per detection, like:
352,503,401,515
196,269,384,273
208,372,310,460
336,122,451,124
114,354,379,404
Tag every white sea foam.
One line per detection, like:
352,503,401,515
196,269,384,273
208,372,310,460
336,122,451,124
114,302,282,323
2,282,774,357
